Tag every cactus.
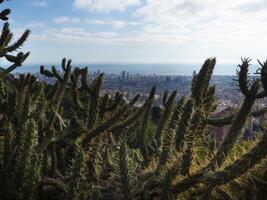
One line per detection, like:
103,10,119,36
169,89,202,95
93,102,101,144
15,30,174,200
2,1,267,199
0,1,30,78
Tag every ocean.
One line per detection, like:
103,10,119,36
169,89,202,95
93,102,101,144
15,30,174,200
10,62,259,76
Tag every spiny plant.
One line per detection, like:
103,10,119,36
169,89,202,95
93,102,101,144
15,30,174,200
0,1,30,78
2,57,267,200
2,1,267,200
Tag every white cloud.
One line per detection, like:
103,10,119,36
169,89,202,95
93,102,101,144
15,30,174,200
128,21,142,26
73,0,141,12
54,16,81,24
53,17,128,29
30,25,195,45
87,19,127,29
30,27,121,43
109,20,127,29
31,1,47,8
28,0,267,47
26,22,46,29
134,0,267,46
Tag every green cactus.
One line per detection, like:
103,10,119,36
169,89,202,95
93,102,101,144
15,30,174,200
2,1,267,199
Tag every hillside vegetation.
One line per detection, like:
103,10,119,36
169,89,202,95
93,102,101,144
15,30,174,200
1,1,267,199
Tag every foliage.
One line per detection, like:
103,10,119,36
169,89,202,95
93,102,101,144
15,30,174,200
1,1,267,199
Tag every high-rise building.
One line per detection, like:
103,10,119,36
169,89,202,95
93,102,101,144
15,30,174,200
121,70,126,80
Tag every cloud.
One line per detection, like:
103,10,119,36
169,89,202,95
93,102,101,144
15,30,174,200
87,19,127,29
133,0,267,45
23,0,267,64
54,16,81,23
26,22,47,29
53,17,129,29
238,1,267,13
73,0,141,12
128,21,142,26
107,20,127,29
26,0,267,48
30,25,196,45
31,1,47,8
37,0,267,46
30,26,120,43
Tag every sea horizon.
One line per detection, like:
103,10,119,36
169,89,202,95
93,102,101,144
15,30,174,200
8,62,260,76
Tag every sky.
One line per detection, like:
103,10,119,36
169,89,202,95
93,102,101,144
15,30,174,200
4,0,267,72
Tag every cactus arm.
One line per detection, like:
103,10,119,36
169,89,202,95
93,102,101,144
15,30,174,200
167,96,186,131
0,52,30,78
109,87,156,133
208,81,260,169
86,73,103,130
98,93,109,116
5,29,30,52
50,144,57,178
78,67,90,91
71,74,86,109
138,88,155,165
40,65,54,77
66,144,87,200
0,63,18,78
159,158,180,200
206,115,234,127
191,58,216,105
0,23,11,47
155,90,177,146
162,90,168,107
236,58,251,96
104,92,123,112
51,65,63,81
40,177,68,193
108,107,145,132
207,107,267,127
175,99,194,150
81,94,140,148
61,58,67,71
70,70,89,110
98,92,123,116
256,59,267,98
201,131,267,192
3,120,13,168
156,97,186,172
39,60,72,145
52,59,72,109
118,138,133,200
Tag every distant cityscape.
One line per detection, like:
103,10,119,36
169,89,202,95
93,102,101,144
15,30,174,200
17,68,265,142
18,69,265,111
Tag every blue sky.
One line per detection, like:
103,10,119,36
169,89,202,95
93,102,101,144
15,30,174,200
5,0,267,69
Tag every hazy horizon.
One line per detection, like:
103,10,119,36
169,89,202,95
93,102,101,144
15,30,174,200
10,62,260,76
